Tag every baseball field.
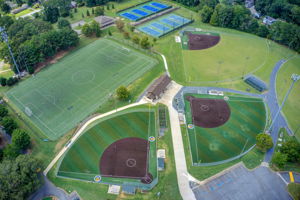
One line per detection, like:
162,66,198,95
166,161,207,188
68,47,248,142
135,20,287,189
184,94,266,165
5,39,157,140
57,107,157,187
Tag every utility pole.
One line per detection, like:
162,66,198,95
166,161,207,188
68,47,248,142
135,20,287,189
0,27,21,75
268,73,300,132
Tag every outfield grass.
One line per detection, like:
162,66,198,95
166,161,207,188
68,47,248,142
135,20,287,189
181,126,264,180
184,94,266,164
276,56,300,141
5,39,157,140
57,106,157,188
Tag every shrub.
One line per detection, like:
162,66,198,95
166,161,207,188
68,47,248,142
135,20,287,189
256,133,273,152
271,152,287,169
0,77,7,86
116,86,130,100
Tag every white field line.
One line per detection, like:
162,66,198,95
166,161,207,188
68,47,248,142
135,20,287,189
43,101,145,175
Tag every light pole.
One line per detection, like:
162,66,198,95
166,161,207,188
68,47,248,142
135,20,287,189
0,27,20,75
268,73,300,132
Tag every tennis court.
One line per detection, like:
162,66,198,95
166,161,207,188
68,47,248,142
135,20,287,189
119,1,171,21
5,39,157,140
184,94,266,165
137,14,192,37
57,107,157,188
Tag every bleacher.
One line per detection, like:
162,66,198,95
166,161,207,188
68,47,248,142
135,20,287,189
244,75,268,92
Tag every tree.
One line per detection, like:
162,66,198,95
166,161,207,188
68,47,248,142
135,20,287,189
112,4,114,9
140,36,150,49
256,25,269,37
12,129,31,151
280,140,300,163
0,155,42,200
200,5,214,23
42,6,60,23
132,35,140,44
74,7,78,13
57,18,71,29
0,77,6,86
256,133,273,152
210,4,221,26
116,86,130,100
82,13,85,18
86,9,90,16
116,19,124,32
0,2,10,13
92,7,95,14
6,77,18,86
3,144,19,159
123,31,130,39
90,20,101,37
271,152,287,169
0,104,8,118
1,117,18,135
82,23,93,36
108,30,112,36
95,6,104,16
106,4,110,10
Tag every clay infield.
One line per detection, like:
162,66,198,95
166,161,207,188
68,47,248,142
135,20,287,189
186,96,231,128
100,137,152,183
188,33,220,50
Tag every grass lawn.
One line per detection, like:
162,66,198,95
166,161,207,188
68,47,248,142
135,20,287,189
153,5,297,93
5,38,157,140
287,183,300,200
184,93,266,164
276,56,300,141
57,106,157,188
49,104,182,200
181,126,265,180
14,8,34,18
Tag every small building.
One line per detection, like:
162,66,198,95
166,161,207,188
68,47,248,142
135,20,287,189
245,0,254,8
70,1,77,8
11,4,28,14
158,157,165,171
157,149,166,159
108,185,121,195
122,185,136,195
146,74,171,101
263,16,277,25
94,16,116,29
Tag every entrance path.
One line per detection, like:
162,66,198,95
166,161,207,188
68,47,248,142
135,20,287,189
159,81,196,200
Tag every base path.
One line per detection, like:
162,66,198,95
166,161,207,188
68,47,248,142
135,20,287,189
43,101,146,175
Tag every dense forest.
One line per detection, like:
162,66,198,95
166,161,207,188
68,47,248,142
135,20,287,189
195,0,300,53
0,16,79,73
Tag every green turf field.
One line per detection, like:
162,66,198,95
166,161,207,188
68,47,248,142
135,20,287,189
184,94,266,165
57,107,157,189
5,39,157,140
276,56,300,141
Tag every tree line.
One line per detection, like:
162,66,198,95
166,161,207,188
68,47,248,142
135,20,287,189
0,103,42,200
199,2,300,53
0,16,79,73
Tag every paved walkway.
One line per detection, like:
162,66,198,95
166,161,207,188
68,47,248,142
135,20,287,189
263,59,293,162
159,81,196,200
44,101,146,175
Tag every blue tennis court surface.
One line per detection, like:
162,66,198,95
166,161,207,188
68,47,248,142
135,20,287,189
118,1,171,21
137,14,192,37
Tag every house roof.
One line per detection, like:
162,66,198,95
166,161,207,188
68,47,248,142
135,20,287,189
146,74,171,100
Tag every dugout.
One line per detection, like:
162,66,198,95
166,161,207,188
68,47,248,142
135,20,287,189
244,75,268,92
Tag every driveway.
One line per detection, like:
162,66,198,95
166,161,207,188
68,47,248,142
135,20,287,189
191,165,292,200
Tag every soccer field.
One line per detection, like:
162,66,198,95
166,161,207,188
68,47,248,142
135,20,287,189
184,94,266,165
5,39,157,140
57,107,157,188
